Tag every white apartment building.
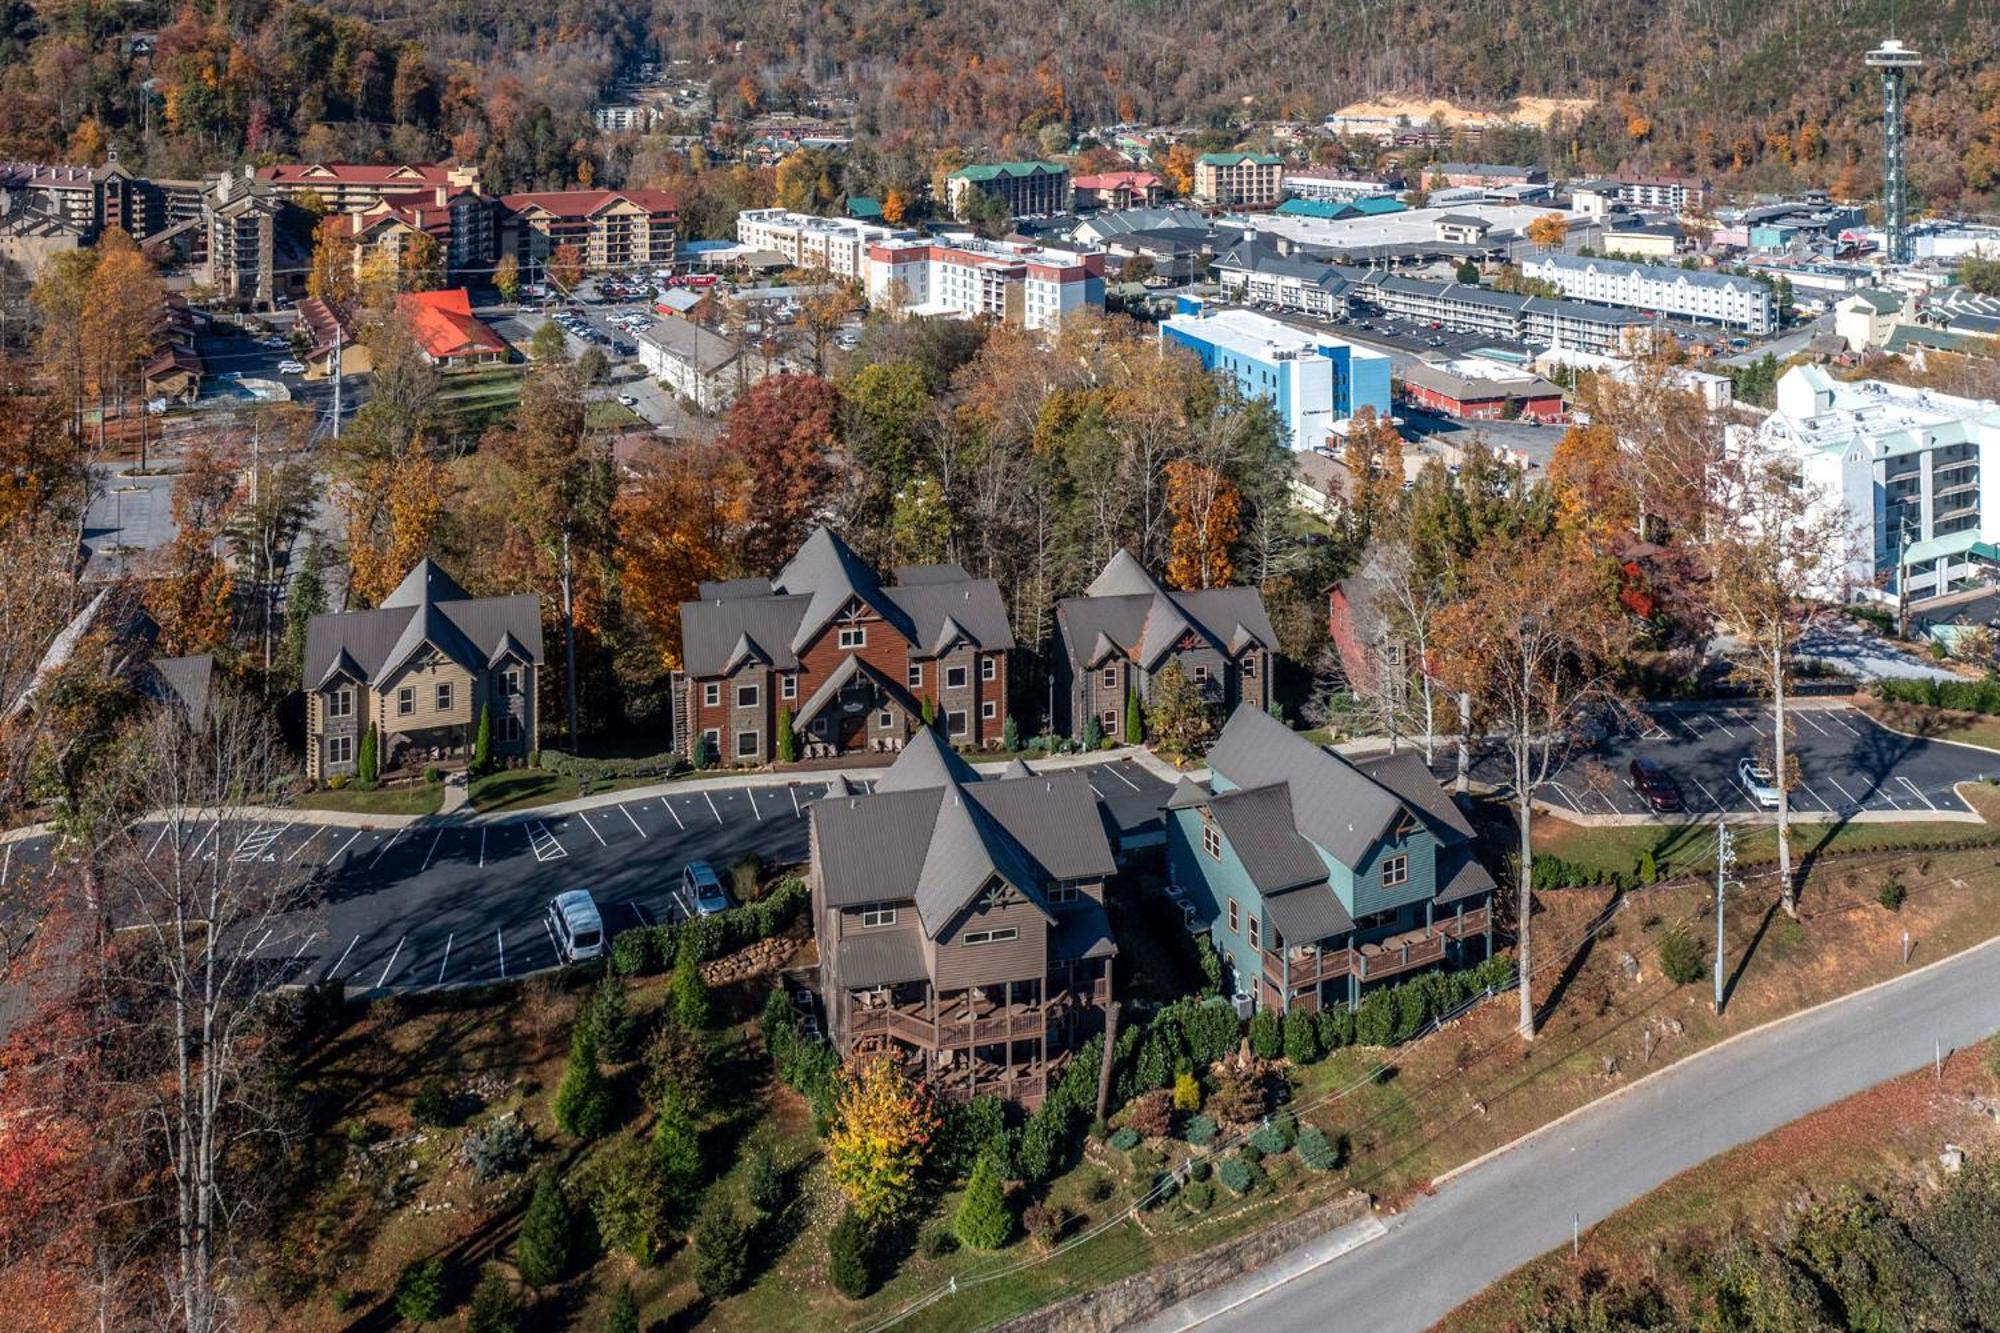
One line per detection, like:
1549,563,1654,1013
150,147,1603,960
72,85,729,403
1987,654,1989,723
1520,253,1775,333
1281,174,1401,204
1747,365,2000,599
734,209,898,280
637,320,770,413
863,234,1105,330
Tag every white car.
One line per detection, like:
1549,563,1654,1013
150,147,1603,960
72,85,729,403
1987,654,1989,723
1737,757,1782,809
546,890,605,964
617,394,639,408
276,360,306,375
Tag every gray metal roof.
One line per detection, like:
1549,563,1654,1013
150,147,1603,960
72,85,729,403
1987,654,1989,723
875,725,981,793
1436,848,1496,905
1262,883,1356,945
1534,251,1767,295
965,771,1119,883
1354,751,1477,843
1050,900,1117,961
302,562,543,688
1205,703,1405,869
1059,552,1277,673
815,786,943,909
146,653,212,725
839,930,930,988
1206,783,1328,892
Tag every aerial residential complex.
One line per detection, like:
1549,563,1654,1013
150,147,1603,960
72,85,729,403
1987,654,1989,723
1520,252,1775,333
1160,304,1393,447
864,234,1106,330
1745,365,2000,599
497,188,680,272
945,161,1072,219
1194,152,1285,208
734,208,899,280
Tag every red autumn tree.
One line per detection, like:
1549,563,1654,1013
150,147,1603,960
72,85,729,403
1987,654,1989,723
723,373,842,572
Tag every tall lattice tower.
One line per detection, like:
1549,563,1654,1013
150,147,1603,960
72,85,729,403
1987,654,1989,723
1866,37,1923,264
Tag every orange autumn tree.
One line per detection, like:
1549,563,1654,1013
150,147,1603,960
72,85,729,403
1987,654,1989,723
616,443,748,669
1163,459,1239,590
147,441,241,655
345,451,450,606
825,1054,940,1225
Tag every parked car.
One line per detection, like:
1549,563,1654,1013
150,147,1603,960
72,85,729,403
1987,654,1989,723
276,359,306,375
1628,758,1683,813
545,890,605,963
681,860,731,916
616,394,638,408
1738,757,1782,809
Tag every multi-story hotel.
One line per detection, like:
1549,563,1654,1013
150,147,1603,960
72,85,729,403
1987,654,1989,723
1194,153,1284,208
864,234,1105,330
497,188,679,273
734,209,899,280
944,161,1072,219
1520,253,1775,333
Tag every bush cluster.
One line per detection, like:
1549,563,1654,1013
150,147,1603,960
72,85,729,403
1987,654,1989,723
537,747,688,783
1656,926,1707,985
1296,1125,1340,1171
1878,677,2000,714
462,1114,534,1181
612,877,809,976
1216,1157,1253,1195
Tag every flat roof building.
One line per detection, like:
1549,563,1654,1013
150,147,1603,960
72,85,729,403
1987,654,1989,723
1161,305,1392,449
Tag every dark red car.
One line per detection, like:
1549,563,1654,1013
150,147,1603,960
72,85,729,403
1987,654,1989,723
1629,758,1683,813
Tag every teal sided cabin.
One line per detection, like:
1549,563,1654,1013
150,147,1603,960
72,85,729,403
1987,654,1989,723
1165,704,1495,1014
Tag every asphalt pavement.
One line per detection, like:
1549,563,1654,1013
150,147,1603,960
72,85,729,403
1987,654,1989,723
1145,931,2000,1333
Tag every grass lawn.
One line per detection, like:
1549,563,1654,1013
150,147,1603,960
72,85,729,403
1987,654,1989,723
585,400,640,428
1441,1040,2000,1330
467,768,666,813
1856,696,2000,753
293,781,444,817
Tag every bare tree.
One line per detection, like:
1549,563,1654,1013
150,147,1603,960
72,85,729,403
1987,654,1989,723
1436,534,1631,1039
1707,427,1861,917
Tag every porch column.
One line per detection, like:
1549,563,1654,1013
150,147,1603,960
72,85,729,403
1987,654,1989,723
1279,946,1290,1016
1347,970,1359,1012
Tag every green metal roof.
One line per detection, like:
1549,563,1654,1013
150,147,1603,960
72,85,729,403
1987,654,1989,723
1199,152,1282,166
1905,530,1982,565
1348,195,1407,215
948,161,1067,181
846,195,883,219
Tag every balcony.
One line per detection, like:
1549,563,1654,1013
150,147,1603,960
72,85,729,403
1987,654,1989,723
846,989,1055,1049
1263,904,1491,991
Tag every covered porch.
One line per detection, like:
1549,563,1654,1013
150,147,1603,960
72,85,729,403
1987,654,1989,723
794,655,925,759
1260,902,1493,1014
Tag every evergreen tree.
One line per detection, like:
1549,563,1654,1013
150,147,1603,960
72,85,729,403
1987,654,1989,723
1001,712,1020,751
472,702,492,773
921,694,936,728
1124,686,1143,744
777,704,797,762
280,535,326,689
583,970,635,1061
671,941,713,1029
552,1027,612,1138
465,1272,519,1333
827,1205,874,1298
1083,714,1102,749
953,1148,1012,1250
393,1258,446,1326
515,1172,572,1288
694,1201,752,1298
605,1282,640,1333
652,1098,704,1201
357,722,379,786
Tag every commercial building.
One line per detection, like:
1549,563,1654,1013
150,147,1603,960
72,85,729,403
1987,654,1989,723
1520,253,1775,333
1164,704,1494,1014
945,161,1071,220
1600,219,1684,259
810,730,1116,1107
672,527,1014,765
864,235,1105,330
1398,359,1565,423
1434,163,1547,190
1744,365,2000,600
498,188,678,272
1609,174,1708,213
1054,550,1276,743
1363,274,1656,354
734,209,898,280
1194,152,1285,208
1161,305,1392,448
1072,171,1167,211
396,290,509,368
205,188,285,308
637,319,764,413
1282,173,1403,203
249,162,483,215
342,185,496,278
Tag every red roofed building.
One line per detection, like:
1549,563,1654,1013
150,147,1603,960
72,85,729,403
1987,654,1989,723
498,189,678,272
1072,171,1167,211
248,162,483,214
395,289,508,368
343,186,496,277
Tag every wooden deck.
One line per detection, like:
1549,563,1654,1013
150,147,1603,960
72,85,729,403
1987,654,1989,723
1261,905,1491,993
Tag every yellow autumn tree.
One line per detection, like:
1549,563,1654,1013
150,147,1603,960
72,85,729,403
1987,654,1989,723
615,444,748,669
345,451,450,606
1163,459,1239,590
825,1056,940,1226
881,189,909,225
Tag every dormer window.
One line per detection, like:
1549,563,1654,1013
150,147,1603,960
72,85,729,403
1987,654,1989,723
839,626,867,649
1382,855,1409,888
327,686,354,718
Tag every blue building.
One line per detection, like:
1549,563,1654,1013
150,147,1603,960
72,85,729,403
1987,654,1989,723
1164,705,1495,1015
1160,306,1393,450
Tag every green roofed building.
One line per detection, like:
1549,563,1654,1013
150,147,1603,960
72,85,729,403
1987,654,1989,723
945,161,1071,221
1194,152,1284,209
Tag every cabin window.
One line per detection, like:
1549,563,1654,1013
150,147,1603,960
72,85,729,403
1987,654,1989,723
1202,812,1222,859
1193,664,1209,684
946,665,968,689
963,927,1019,946
859,904,898,928
327,687,353,718
1382,855,1409,888
981,656,997,681
1249,916,1261,950
981,700,997,720
396,686,415,716
878,710,894,729
736,682,759,708
1241,655,1257,679
1101,666,1117,689
781,674,797,700
327,735,353,765
1226,897,1239,933
501,716,522,742
703,681,721,707
947,710,968,736
839,626,867,649
735,730,760,759
1047,883,1080,905
907,662,923,689
435,681,454,711
504,666,522,696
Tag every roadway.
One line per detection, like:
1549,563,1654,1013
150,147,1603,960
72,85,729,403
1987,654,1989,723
1147,932,2000,1333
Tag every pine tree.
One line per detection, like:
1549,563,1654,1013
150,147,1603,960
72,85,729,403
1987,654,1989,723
1124,686,1143,744
1001,712,1020,751
465,1273,519,1333
953,1148,1012,1250
827,1205,874,1298
515,1172,572,1288
472,702,492,774
776,705,797,762
552,1027,612,1139
605,1282,640,1333
357,722,379,787
671,942,713,1029
694,1201,751,1298
393,1258,446,1325
1083,714,1102,750
281,535,326,689
583,971,634,1061
652,1098,704,1200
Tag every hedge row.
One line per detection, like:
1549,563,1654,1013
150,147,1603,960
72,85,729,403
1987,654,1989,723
1877,677,2000,716
538,747,689,783
610,877,808,976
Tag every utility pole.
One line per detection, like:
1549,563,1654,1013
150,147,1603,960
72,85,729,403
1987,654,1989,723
1894,517,1913,640
560,526,579,751
331,323,343,440
1714,821,1735,1015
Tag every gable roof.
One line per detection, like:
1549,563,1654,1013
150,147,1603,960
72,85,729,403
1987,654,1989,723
396,289,507,361
303,562,542,688
1059,551,1277,672
1204,703,1407,868
1205,783,1328,892
680,527,1014,676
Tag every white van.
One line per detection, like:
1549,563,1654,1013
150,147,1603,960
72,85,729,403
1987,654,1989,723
545,890,605,963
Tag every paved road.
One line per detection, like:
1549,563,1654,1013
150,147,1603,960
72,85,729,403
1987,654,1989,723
1154,934,2000,1333
1455,700,1999,821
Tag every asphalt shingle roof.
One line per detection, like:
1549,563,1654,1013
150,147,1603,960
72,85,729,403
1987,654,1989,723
1059,551,1277,673
1205,783,1328,892
302,560,542,688
1204,704,1405,869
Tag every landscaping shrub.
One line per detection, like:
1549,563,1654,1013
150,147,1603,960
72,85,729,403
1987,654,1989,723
643,1018,713,1115
1248,1121,1289,1156
1283,1012,1321,1065
1192,933,1226,997
515,1173,572,1288
731,852,766,901
537,746,689,781
1184,1114,1218,1146
1181,1177,1215,1212
745,1134,788,1217
953,1149,1013,1250
920,1225,959,1259
1316,1005,1355,1052
582,971,636,1060
1206,1063,1267,1123
1127,1088,1173,1138
1023,1200,1071,1247
670,942,713,1029
582,1138,669,1264
828,1206,875,1298
1354,989,1397,1046
694,1202,752,1298
1878,676,2000,714
1179,997,1241,1065
605,1283,640,1333
1084,715,1102,749
1173,1071,1202,1113
1656,926,1707,985
392,1258,445,1325
409,1078,457,1128
1108,1125,1141,1151
551,1029,612,1139
1879,876,1907,911
465,1272,518,1333
1247,1008,1282,1059
462,1114,533,1181
1217,1157,1253,1195
652,1101,704,1199
1639,848,1658,884
1239,1141,1263,1167
778,1035,840,1121
1297,1125,1340,1171
611,928,657,977
1129,1144,1163,1179
935,1094,1007,1181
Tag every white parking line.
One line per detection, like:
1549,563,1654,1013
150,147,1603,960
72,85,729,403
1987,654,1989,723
1688,775,1728,813
704,792,722,824
420,828,445,871
1701,712,1736,737
789,786,802,818
1547,781,1586,814
437,934,454,986
746,789,762,821
496,928,506,979
1792,710,1831,737
479,826,488,867
189,821,221,860
327,934,359,981
285,827,325,863
619,804,648,838
580,812,607,847
1824,709,1861,736
1874,780,1905,810
325,830,362,866
1825,775,1862,810
147,822,173,857
1108,765,1141,791
1795,781,1835,814
0,842,9,887
375,935,406,989
665,801,686,831
542,917,561,964
1738,710,1769,738
1897,775,1938,811
1088,782,1107,801
368,829,406,870
626,900,652,927
525,821,567,862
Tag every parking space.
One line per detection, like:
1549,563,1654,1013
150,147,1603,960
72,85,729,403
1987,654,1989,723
1481,701,1997,821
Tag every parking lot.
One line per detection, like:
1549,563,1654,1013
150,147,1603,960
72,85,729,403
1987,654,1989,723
1466,701,1999,820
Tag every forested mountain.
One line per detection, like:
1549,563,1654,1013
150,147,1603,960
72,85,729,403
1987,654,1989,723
2,0,1999,211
